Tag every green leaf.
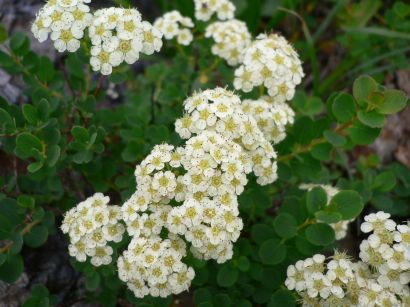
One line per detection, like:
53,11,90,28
121,140,143,162
332,93,356,123
348,122,380,145
357,110,385,128
194,288,213,305
46,145,60,167
371,194,394,211
268,289,296,307
10,32,30,56
217,265,239,287
0,255,5,267
71,126,89,143
236,256,250,271
0,107,16,134
311,143,332,161
37,57,55,83
0,25,7,43
306,187,328,214
251,224,276,244
273,213,297,239
293,93,324,116
17,195,35,209
377,89,408,115
23,104,39,125
10,233,23,255
0,254,24,283
329,190,364,220
213,293,231,307
37,99,50,122
372,171,396,192
15,133,43,159
28,161,44,173
258,239,287,265
323,130,346,146
315,211,342,224
85,272,100,291
353,75,378,106
0,51,14,69
24,225,48,248
305,223,335,246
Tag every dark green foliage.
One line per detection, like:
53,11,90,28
0,1,409,306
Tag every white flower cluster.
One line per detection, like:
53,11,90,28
205,19,251,66
32,0,92,52
285,211,410,306
299,183,353,240
176,131,245,262
194,0,235,21
32,2,163,75
89,7,162,75
242,96,295,144
175,88,278,185
154,11,194,46
61,193,125,266
234,33,304,102
118,235,194,298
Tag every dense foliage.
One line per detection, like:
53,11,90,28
0,0,409,306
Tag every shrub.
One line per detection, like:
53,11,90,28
0,0,409,306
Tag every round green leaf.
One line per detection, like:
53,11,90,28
236,299,252,307
305,223,335,246
332,93,356,123
10,233,23,255
258,239,287,265
0,254,24,283
217,265,239,287
22,104,39,125
71,126,89,143
353,75,378,106
306,187,327,214
315,211,342,224
273,213,297,238
85,272,100,291
24,225,48,248
311,143,332,161
357,110,385,128
251,224,276,244
236,256,250,271
323,130,346,147
28,161,44,173
194,288,213,305
330,190,364,220
0,255,5,267
372,171,396,192
347,122,380,145
213,293,231,307
0,108,16,134
268,289,296,307
10,32,30,56
17,195,35,209
46,145,61,167
377,89,407,115
15,133,43,159
0,25,7,43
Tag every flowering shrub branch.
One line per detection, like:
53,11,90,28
0,0,408,305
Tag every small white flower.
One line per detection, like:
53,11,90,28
154,11,193,46
361,212,396,234
234,33,304,102
285,260,307,291
194,0,236,21
305,273,332,299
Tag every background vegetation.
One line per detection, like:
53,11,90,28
0,0,409,306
